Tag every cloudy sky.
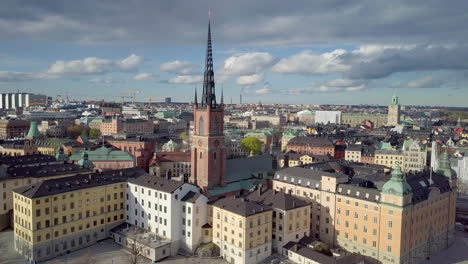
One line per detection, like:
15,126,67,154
1,0,467,106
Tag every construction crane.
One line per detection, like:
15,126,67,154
129,89,140,104
145,97,154,108
111,95,132,104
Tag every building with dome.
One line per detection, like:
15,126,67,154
70,146,134,171
272,160,457,264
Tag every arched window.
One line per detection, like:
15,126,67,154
211,117,219,135
199,117,205,135
213,152,217,160
199,152,203,159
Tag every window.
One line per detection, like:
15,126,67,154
199,117,205,135
388,221,393,228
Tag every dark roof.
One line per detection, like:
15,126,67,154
274,167,347,189
213,196,272,217
226,154,274,183
14,168,146,198
201,223,212,228
181,191,202,203
128,174,185,193
0,154,57,167
247,189,310,211
336,184,382,203
287,136,334,147
6,164,91,180
406,171,452,204
346,145,362,152
152,152,190,165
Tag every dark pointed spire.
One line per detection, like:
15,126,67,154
221,86,224,104
194,87,198,106
201,19,216,108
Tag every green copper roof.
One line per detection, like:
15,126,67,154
155,111,177,119
402,139,426,151
378,142,393,150
390,94,399,106
70,146,134,162
25,121,41,140
436,150,456,181
382,162,412,197
245,130,272,138
77,151,94,168
55,146,69,162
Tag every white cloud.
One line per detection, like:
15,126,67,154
88,77,123,84
159,60,198,75
407,76,444,88
221,52,276,76
0,71,35,82
285,79,367,95
236,73,264,85
133,73,156,81
272,50,349,75
47,54,142,75
168,75,202,84
255,85,271,95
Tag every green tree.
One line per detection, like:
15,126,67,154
241,137,263,155
67,124,85,138
179,131,187,141
89,128,101,138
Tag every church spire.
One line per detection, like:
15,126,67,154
221,86,224,104
194,87,198,106
201,19,216,108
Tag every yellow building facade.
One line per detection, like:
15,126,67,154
212,197,273,264
272,165,456,264
13,172,131,262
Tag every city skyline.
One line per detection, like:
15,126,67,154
1,1,468,106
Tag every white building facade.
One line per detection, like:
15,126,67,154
126,176,208,254
314,111,341,125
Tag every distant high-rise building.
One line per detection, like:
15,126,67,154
190,19,226,191
0,93,47,110
165,97,171,104
387,94,401,126
315,110,341,124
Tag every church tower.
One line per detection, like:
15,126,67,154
190,19,226,191
387,93,401,126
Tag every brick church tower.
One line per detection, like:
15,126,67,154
190,20,226,191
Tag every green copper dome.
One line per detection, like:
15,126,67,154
390,94,399,106
437,150,456,181
25,121,42,140
55,146,69,162
382,162,412,196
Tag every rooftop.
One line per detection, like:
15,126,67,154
128,174,186,193
213,196,272,217
13,168,146,198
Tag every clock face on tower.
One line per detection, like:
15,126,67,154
198,139,203,146
214,140,220,147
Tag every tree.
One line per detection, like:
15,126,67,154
66,124,85,138
241,137,263,155
126,227,145,264
89,128,101,138
127,239,144,264
179,131,187,141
